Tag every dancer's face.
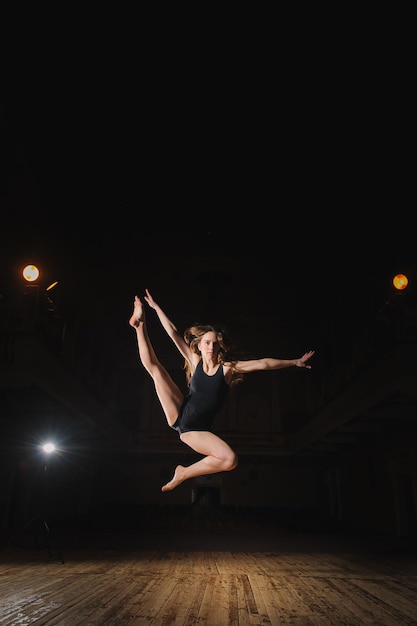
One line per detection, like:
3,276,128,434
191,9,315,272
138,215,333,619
198,331,221,359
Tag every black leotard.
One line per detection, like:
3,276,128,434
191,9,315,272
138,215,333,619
172,360,229,434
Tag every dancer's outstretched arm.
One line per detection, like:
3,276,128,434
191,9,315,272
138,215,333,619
232,351,315,374
144,289,193,363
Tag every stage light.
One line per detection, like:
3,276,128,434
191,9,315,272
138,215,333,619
23,264,40,283
42,442,56,454
393,274,409,291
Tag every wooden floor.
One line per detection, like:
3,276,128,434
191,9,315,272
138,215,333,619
1,509,417,625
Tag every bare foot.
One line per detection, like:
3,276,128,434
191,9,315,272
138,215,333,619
161,465,186,492
129,296,144,328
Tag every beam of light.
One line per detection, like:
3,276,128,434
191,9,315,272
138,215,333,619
42,442,56,454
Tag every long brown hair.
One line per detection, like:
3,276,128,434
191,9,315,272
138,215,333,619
183,324,243,387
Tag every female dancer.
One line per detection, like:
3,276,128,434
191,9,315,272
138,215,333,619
129,289,314,492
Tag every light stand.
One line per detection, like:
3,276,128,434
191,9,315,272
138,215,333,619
34,443,65,564
2,444,65,563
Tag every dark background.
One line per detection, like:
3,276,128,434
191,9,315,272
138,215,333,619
2,31,416,546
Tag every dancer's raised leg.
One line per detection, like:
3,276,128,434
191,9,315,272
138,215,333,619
129,296,160,373
129,296,183,426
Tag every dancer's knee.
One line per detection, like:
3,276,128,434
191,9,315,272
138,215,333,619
223,451,238,472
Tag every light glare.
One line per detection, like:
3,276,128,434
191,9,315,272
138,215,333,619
393,274,409,291
23,265,40,282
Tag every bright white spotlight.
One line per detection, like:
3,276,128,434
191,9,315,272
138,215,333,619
43,442,56,454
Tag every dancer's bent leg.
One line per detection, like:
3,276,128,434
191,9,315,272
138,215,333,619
161,431,238,491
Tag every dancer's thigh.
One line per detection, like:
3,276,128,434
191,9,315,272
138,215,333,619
180,431,234,457
153,367,184,424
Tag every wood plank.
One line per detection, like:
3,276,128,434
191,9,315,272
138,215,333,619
349,576,417,624
1,543,417,625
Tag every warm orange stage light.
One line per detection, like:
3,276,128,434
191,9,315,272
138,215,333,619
22,264,40,282
393,274,409,291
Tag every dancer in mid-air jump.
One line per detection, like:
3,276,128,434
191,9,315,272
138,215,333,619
129,289,315,491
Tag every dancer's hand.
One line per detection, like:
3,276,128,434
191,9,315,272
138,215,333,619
144,288,158,310
295,350,315,369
